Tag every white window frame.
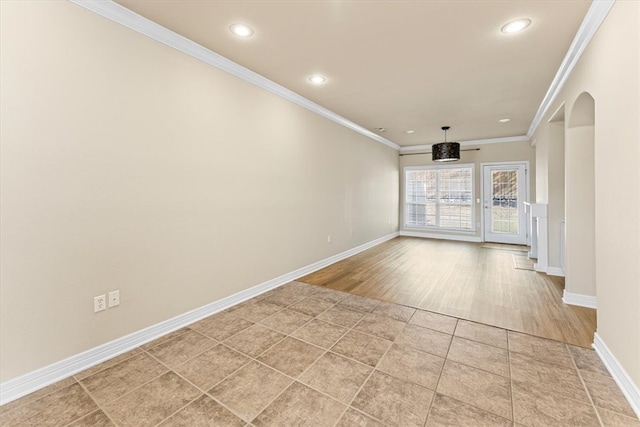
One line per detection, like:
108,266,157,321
403,163,476,233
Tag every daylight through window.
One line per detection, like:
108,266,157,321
405,165,473,231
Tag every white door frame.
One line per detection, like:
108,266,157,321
480,161,530,244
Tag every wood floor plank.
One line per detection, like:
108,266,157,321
299,236,596,347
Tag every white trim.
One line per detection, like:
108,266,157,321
0,231,398,405
546,266,565,277
68,0,400,152
399,230,482,243
399,135,529,152
480,161,530,245
562,290,597,308
593,333,640,419
526,0,615,137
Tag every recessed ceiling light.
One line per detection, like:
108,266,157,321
375,127,387,133
499,118,511,123
501,18,531,34
308,75,327,85
230,23,254,38
404,130,415,134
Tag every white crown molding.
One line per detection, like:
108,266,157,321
562,290,597,309
0,231,399,405
526,0,615,138
593,333,640,419
68,0,400,151
399,230,481,243
399,135,529,152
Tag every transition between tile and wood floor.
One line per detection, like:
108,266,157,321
1,282,638,426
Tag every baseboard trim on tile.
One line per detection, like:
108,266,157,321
0,231,399,406
593,333,640,419
562,290,597,309
399,230,482,243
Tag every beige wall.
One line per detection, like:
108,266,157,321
565,124,595,296
548,120,566,270
0,1,399,381
532,1,640,386
400,141,535,239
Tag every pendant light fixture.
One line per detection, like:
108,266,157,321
432,126,460,162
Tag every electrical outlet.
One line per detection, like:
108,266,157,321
108,290,120,308
327,235,332,243
94,295,106,313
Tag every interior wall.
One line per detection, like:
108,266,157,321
400,141,535,239
531,0,640,388
547,119,566,271
565,94,595,297
0,1,399,382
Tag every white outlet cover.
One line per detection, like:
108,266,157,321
108,290,120,308
94,295,106,313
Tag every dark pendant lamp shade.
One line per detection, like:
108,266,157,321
432,126,460,162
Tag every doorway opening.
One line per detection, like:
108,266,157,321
482,162,530,245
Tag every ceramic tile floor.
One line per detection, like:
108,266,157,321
2,281,639,427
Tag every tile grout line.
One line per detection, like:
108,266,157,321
62,380,116,427
568,343,606,427
147,342,257,426
329,308,400,427
507,328,516,425
421,317,458,427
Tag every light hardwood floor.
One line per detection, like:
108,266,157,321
300,236,596,348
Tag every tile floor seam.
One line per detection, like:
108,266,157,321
150,392,203,427
507,330,515,425
156,343,255,426
204,388,272,425
451,324,509,351
217,343,346,424
423,317,457,427
445,337,511,379
569,343,606,427
210,368,295,425
92,366,170,409
144,329,220,371
509,349,604,406
289,318,353,351
222,325,289,359
331,335,397,427
74,372,121,426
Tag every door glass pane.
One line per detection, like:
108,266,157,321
491,170,518,234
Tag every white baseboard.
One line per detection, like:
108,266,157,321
562,290,597,309
399,230,481,243
0,231,398,405
593,333,640,419
546,266,565,277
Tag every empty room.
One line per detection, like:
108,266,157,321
1,0,639,426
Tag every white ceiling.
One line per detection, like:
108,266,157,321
115,0,592,147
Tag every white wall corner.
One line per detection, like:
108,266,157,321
593,333,640,419
562,290,597,308
546,266,565,277
0,231,399,405
399,230,482,243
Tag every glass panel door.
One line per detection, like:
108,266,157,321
483,163,527,244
